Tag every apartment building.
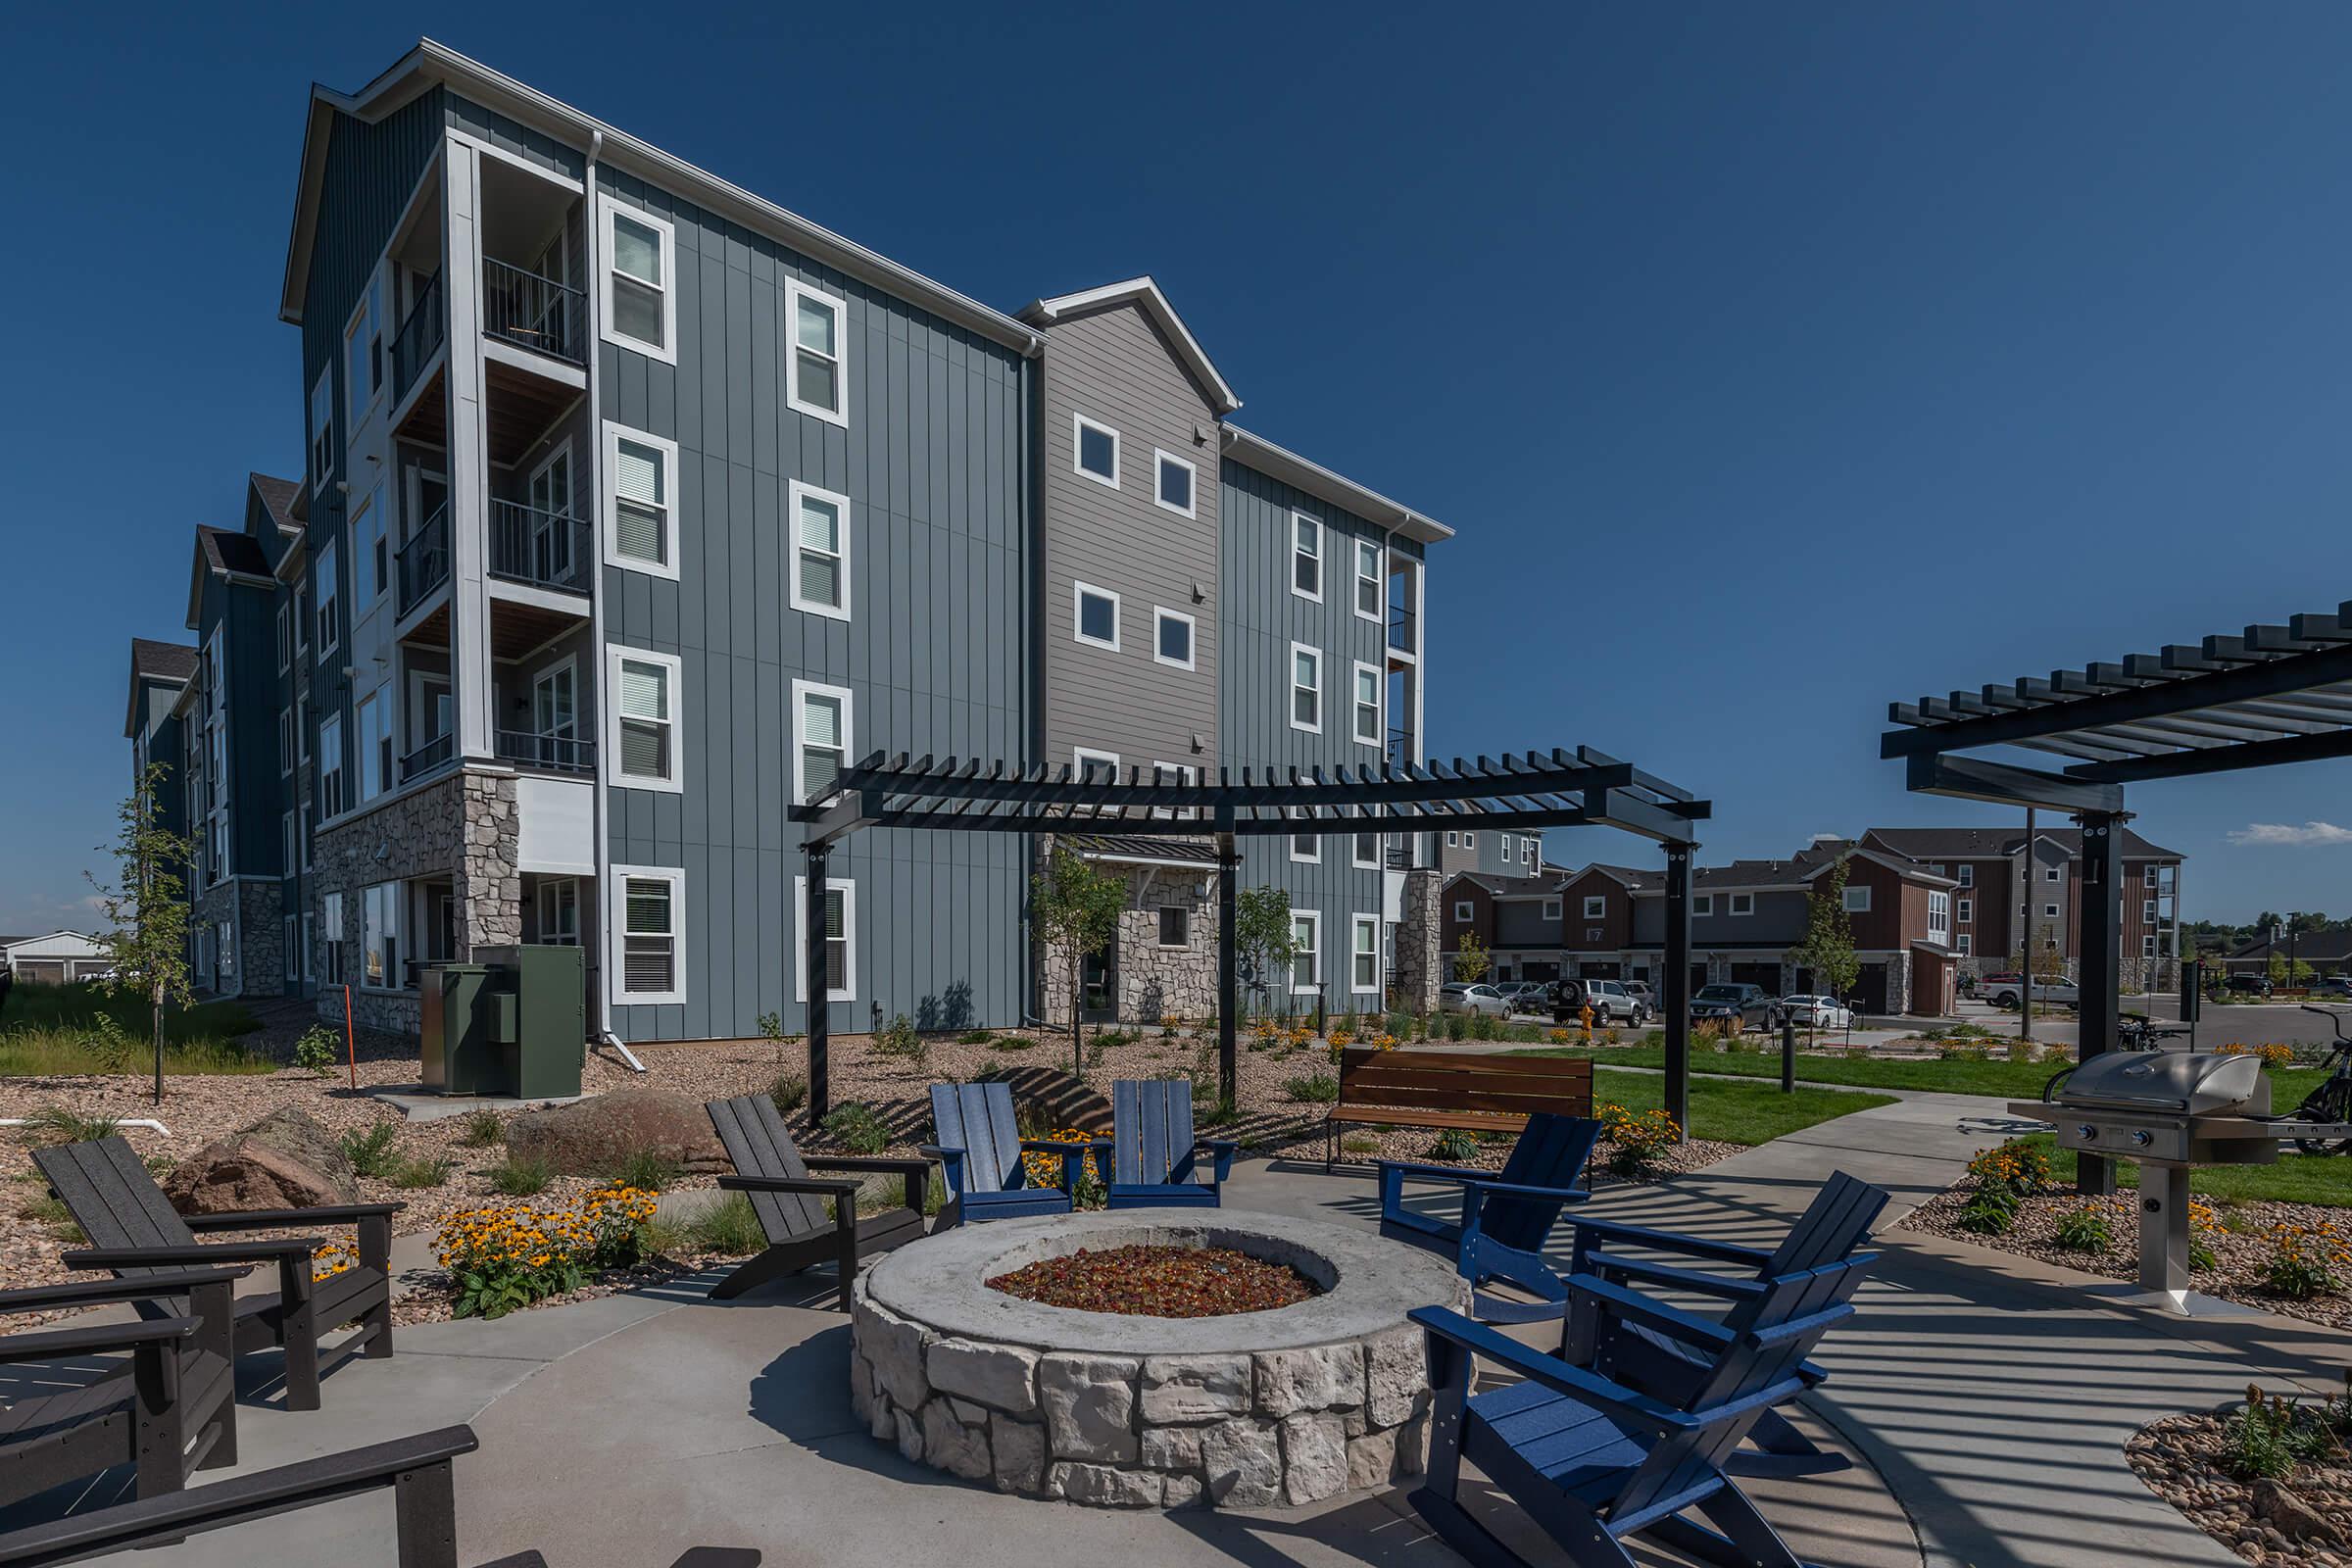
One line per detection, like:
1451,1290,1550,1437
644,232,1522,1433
1437,826,1548,882
124,638,198,844
183,41,1445,1044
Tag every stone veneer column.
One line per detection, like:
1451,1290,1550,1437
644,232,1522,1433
455,771,522,955
1395,869,1442,1014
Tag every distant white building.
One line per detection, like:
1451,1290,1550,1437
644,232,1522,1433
3,931,111,985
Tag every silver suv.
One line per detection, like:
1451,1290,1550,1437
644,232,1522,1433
1581,979,1647,1026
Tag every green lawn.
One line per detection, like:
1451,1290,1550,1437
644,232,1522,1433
1591,1067,1892,1147
0,983,270,1076
2016,1133,2352,1208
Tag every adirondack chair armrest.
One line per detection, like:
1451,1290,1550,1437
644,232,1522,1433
1194,1139,1239,1183
0,1266,251,1315
1566,1274,1737,1353
183,1201,406,1230
1374,1158,1494,1187
1462,1178,1591,1203
918,1144,971,1194
0,1314,200,1365
1566,1215,1776,1268
716,1174,861,1200
1019,1138,1091,1195
1746,1298,1858,1350
66,1238,326,1267
1409,1306,1698,1434
804,1154,934,1208
1583,1249,1769,1301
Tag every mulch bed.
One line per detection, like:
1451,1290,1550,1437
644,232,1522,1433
988,1244,1320,1317
2127,1409,2352,1566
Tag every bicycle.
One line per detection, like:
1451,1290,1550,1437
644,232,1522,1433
2289,1005,2352,1154
2115,1012,2190,1053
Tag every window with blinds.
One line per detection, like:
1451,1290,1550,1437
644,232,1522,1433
799,688,846,802
790,482,849,619
612,437,668,566
621,875,675,996
615,657,672,783
819,888,848,993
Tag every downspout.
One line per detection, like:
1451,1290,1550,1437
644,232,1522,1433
583,129,612,1038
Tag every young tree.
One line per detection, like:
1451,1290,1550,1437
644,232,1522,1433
1030,843,1127,1075
1452,933,1491,985
89,762,195,1104
1232,885,1297,1018
1793,860,1860,1031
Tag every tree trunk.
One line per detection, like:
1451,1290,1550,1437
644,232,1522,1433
150,981,165,1105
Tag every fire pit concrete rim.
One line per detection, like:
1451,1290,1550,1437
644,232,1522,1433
863,1208,1460,1355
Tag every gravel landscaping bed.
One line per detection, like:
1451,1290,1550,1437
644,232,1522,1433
1901,1188,2352,1332
2127,1407,2352,1566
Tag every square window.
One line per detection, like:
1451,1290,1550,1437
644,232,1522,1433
1843,886,1872,913
1543,898,1563,921
1073,414,1119,487
1583,895,1606,920
601,202,676,363
1158,906,1190,948
789,481,852,619
1292,513,1322,601
1153,608,1195,669
1154,450,1195,516
786,279,849,424
794,680,854,805
1693,894,1715,916
1290,642,1321,733
604,423,679,578
2045,865,2061,882
1453,902,1473,922
1074,582,1120,650
1729,892,1754,916
2044,903,2061,918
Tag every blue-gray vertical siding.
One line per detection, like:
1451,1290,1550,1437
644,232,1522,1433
1218,458,1392,1013
594,170,1031,1042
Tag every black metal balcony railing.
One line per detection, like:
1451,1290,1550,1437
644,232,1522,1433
390,271,445,402
494,730,596,774
399,732,456,784
397,503,451,616
482,258,585,366
488,500,593,596
1386,726,1413,769
1388,602,1417,656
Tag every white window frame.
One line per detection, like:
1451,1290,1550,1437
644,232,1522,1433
1729,892,1754,916
2142,863,2159,888
1446,831,1459,848
1351,812,1382,869
1928,891,1950,944
1693,894,1715,916
276,604,292,672
2044,865,2062,883
792,678,856,806
319,713,345,818
608,646,685,795
1289,641,1322,735
1957,933,1972,957
1152,607,1195,670
2142,899,2158,924
787,478,854,621
301,911,315,981
299,802,313,871
609,865,687,1007
1152,449,1195,517
1453,901,1473,922
1071,581,1121,652
2043,903,2061,919
1072,413,1120,489
315,539,339,656
1843,886,1872,913
602,421,681,581
278,709,294,777
2142,934,2158,958
1353,538,1383,623
1957,898,1973,923
1156,905,1191,950
1957,864,1974,886
1149,760,1200,821
356,694,383,801
793,876,858,1003
1291,512,1323,603
1350,660,1381,748
783,277,850,426
1073,748,1120,790
281,810,294,875
1290,908,1322,996
1289,808,1320,864
598,198,677,365
309,368,334,493
1583,895,1606,920
1350,913,1381,995
343,277,381,429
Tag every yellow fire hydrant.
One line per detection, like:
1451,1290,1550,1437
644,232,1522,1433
1580,1001,1595,1044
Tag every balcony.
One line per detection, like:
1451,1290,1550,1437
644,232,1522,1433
1388,603,1417,659
399,731,456,784
397,504,451,617
489,501,593,597
482,259,584,366
495,730,596,775
390,271,445,406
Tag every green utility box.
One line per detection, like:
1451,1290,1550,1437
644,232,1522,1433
420,946,586,1099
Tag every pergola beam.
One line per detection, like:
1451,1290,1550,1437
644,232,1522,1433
1903,753,2126,815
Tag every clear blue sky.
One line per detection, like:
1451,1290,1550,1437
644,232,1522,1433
6,1,2351,936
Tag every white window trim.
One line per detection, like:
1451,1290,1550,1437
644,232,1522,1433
1291,512,1323,604
309,368,334,494
1843,886,1872,913
1353,538,1383,624
1289,641,1322,735
598,198,678,366
602,421,681,581
1289,808,1320,864
1072,413,1121,489
793,876,858,1002
1073,580,1121,652
1958,898,1973,923
2043,903,2061,919
791,677,856,807
609,865,687,1007
2141,900,2157,923
787,478,854,621
1453,901,1474,922
783,277,851,427
1349,913,1381,995
1729,892,1754,917
275,604,291,673
1351,813,1382,869
1291,909,1322,995
1073,748,1120,790
1156,906,1191,950
1152,448,1196,517
1582,895,1606,920
1350,660,1382,749
607,646,686,795
315,540,340,657
1957,864,1974,886
1693,894,1715,916
342,278,381,429
2142,935,2158,958
1152,607,1195,670
1957,934,1972,956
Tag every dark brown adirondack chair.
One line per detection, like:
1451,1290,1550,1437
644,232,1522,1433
33,1138,400,1412
0,1266,245,1511
705,1095,932,1309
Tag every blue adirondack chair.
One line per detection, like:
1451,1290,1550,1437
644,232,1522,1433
1377,1113,1601,1323
1561,1169,1890,1479
1411,1251,1876,1568
1101,1080,1238,1209
921,1082,1087,1226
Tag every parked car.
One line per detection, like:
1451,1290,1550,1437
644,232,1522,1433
2315,975,2352,998
1440,982,1510,1017
1774,994,1853,1030
1623,980,1655,1010
1494,981,1550,1012
1986,977,2080,1009
2223,974,2274,999
1581,979,1647,1026
1690,983,1776,1032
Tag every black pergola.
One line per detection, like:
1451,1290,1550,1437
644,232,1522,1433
789,747,1710,1125
1883,607,2352,1189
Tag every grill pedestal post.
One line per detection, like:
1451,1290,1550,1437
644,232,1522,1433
2137,1163,2194,1306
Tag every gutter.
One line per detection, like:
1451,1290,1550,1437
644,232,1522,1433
583,126,613,1040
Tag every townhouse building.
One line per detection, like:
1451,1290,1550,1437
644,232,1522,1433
108,41,1442,1045
1437,826,1548,882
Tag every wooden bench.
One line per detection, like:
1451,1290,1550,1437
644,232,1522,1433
1325,1049,1593,1167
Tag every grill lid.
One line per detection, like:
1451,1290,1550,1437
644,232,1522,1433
2048,1051,2263,1115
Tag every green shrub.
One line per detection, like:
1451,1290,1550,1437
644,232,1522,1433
1341,1134,1381,1155
293,1025,341,1077
1093,1028,1140,1049
20,1105,122,1145
14,1191,82,1242
688,1192,767,1255
1282,1070,1341,1103
489,1154,552,1197
1957,1189,2017,1236
615,1149,682,1192
2263,1223,2347,1299
1428,1128,1480,1162
821,1102,889,1156
2224,1390,2301,1481
339,1123,400,1179
957,1028,994,1046
458,1108,505,1148
989,1036,1037,1053
768,1071,808,1116
1444,1012,1468,1042
872,1013,928,1068
2053,1204,2113,1252
388,1155,455,1190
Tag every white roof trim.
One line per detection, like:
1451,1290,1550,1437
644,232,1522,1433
1220,425,1454,544
282,41,1045,358
4,931,105,958
1018,277,1241,415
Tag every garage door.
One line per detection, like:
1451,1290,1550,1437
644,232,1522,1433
1729,963,1780,992
14,960,65,986
1853,963,1888,1013
1522,961,1560,981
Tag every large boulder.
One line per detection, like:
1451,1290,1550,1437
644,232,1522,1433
165,1107,359,1214
504,1088,726,1176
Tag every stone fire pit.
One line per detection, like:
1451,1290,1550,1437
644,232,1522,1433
849,1210,1467,1509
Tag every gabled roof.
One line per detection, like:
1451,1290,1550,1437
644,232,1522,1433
1018,277,1241,416
1066,834,1219,869
2,930,104,958
125,638,198,739
1560,863,1659,893
187,525,275,629
1220,425,1454,545
1862,825,2181,861
250,472,303,536
1801,844,1959,889
2225,930,2352,963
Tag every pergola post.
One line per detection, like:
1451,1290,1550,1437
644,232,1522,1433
805,840,832,1123
1662,842,1693,1143
1217,834,1240,1109
2074,809,2126,1197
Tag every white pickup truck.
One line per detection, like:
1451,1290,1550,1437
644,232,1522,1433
1985,977,2079,1009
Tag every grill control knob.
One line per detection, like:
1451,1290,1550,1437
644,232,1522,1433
2076,1124,2097,1142
2130,1131,2153,1148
